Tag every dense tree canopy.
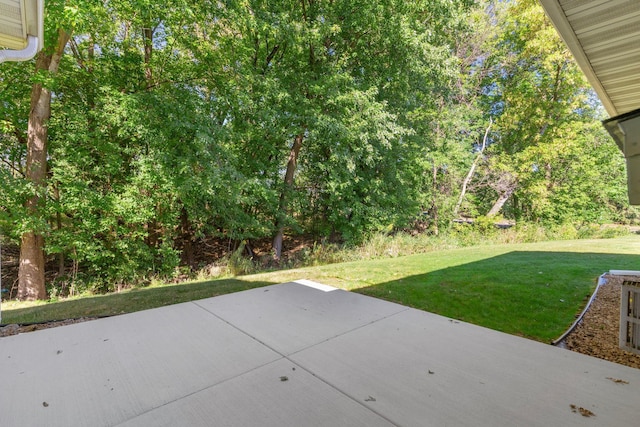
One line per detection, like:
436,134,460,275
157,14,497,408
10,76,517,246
0,0,633,299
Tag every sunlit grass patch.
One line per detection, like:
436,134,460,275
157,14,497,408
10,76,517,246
3,236,639,343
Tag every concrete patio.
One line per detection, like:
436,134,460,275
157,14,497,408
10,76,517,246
1,280,639,426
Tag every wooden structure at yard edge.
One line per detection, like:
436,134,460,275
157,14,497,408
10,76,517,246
618,275,640,356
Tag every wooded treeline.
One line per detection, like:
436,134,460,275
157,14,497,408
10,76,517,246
0,0,633,299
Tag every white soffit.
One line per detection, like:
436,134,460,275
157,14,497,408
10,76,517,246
0,0,27,50
540,0,640,117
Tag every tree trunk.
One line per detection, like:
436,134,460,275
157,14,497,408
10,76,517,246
430,161,439,236
487,181,517,217
272,133,304,261
454,118,492,217
486,192,510,217
180,206,194,267
57,211,65,276
142,25,159,248
18,233,46,300
17,30,70,301
143,26,153,86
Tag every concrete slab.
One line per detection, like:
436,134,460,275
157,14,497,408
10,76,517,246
117,358,395,427
0,302,280,427
291,308,640,426
1,281,640,427
195,281,408,355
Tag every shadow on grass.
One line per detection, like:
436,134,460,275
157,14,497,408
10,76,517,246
2,278,277,324
353,251,640,342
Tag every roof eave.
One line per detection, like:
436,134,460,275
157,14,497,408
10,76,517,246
539,0,619,117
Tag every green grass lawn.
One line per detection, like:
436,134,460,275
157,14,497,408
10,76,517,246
3,236,639,342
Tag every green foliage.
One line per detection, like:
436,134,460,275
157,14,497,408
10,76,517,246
6,236,639,343
0,0,636,297
464,0,633,223
225,242,260,276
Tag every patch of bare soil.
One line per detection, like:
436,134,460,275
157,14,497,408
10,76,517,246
564,276,640,369
0,235,326,337
0,318,97,338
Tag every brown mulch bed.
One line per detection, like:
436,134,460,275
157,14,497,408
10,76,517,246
564,276,640,369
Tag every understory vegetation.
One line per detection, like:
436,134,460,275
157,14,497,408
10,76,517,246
4,234,639,344
1,221,633,300
213,221,633,277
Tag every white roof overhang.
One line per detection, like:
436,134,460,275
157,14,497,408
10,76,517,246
539,0,640,117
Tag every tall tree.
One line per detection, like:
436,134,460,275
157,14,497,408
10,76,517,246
476,0,615,222
17,21,70,299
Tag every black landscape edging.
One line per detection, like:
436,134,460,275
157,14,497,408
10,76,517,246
551,273,607,346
